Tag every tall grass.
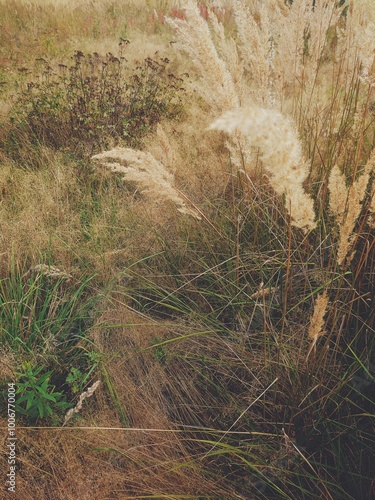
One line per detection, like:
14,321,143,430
0,0,374,498
0,260,101,424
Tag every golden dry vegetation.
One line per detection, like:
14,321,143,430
0,1,374,498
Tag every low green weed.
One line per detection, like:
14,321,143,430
15,362,72,424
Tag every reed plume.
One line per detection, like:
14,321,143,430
166,0,239,112
207,8,246,104
92,147,201,220
229,0,275,106
306,290,329,360
210,104,316,231
328,148,375,266
344,0,375,84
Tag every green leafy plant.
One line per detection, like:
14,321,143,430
66,352,102,394
16,362,73,423
66,367,84,394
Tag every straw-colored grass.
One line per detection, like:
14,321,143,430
0,1,374,499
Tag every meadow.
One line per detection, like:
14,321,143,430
0,0,374,498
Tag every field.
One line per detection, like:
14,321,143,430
0,1,374,498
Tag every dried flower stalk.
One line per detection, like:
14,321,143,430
63,380,101,426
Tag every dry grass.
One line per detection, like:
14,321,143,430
0,305,240,498
0,150,170,279
0,1,374,499
0,424,223,499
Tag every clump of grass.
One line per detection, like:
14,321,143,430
115,209,373,497
0,261,101,424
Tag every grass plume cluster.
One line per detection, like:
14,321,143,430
0,1,374,499
92,145,201,219
328,150,375,266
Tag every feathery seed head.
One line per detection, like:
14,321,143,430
92,147,201,220
210,104,316,231
306,290,329,359
328,149,375,266
166,0,239,112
